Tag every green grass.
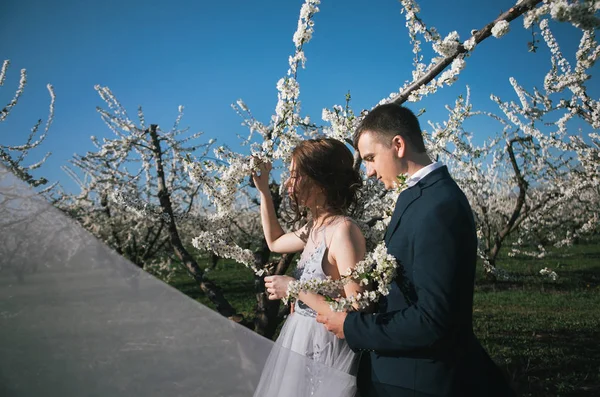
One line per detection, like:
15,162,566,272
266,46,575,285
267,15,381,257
473,239,600,396
169,238,600,397
168,260,259,317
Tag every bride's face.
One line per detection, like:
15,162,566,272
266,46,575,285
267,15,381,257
285,159,313,206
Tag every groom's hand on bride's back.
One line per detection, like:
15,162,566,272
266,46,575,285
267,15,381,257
316,310,348,339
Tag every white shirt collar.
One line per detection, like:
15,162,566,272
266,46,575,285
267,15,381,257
405,161,444,188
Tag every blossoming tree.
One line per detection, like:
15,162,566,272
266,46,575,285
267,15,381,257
188,0,599,302
0,60,56,195
60,89,254,323
422,3,600,275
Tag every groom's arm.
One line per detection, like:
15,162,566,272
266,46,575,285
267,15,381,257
344,199,476,353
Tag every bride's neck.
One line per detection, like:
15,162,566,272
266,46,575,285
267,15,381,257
307,193,336,228
310,208,336,229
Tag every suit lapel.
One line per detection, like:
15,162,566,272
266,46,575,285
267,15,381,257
383,166,450,245
384,185,421,245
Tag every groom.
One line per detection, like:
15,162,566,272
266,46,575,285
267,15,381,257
317,104,515,397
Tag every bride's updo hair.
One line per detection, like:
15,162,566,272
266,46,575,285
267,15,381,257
285,138,362,224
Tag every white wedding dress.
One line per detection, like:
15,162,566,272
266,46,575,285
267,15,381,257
254,222,359,397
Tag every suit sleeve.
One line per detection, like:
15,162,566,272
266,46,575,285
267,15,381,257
344,199,474,353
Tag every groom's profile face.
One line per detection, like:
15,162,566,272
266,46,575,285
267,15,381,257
357,131,403,190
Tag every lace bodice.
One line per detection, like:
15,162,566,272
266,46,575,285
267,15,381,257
293,219,347,318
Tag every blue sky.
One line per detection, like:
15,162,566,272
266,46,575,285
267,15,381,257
1,0,595,192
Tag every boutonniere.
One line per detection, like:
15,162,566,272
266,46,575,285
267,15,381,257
395,173,409,193
382,173,410,221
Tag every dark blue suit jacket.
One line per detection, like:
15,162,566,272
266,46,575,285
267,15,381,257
344,166,515,397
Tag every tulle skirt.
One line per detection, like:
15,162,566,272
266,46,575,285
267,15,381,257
254,312,358,397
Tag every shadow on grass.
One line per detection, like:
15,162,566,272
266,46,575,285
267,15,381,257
565,268,600,288
490,328,600,396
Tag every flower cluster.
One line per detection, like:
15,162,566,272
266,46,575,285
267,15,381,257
284,242,398,312
432,31,461,57
482,261,514,281
192,231,262,275
321,100,360,142
464,37,477,51
523,0,600,30
491,20,510,38
539,267,559,281
293,0,320,47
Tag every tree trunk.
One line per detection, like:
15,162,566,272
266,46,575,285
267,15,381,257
147,124,243,321
254,253,297,338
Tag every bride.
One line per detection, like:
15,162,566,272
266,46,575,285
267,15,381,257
252,138,367,397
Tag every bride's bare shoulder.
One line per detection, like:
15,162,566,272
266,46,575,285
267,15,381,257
329,217,365,249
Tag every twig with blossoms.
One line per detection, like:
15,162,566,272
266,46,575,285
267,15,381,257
1,59,56,191
284,242,398,312
389,0,544,105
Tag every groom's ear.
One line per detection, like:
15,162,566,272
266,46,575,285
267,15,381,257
391,135,407,158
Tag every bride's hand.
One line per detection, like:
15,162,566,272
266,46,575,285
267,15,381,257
251,159,272,194
264,275,295,300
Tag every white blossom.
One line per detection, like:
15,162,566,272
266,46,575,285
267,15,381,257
464,37,477,51
539,267,559,281
491,20,510,38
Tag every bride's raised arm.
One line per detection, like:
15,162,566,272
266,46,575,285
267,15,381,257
252,161,306,254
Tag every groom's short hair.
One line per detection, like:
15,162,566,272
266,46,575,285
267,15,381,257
353,103,426,153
